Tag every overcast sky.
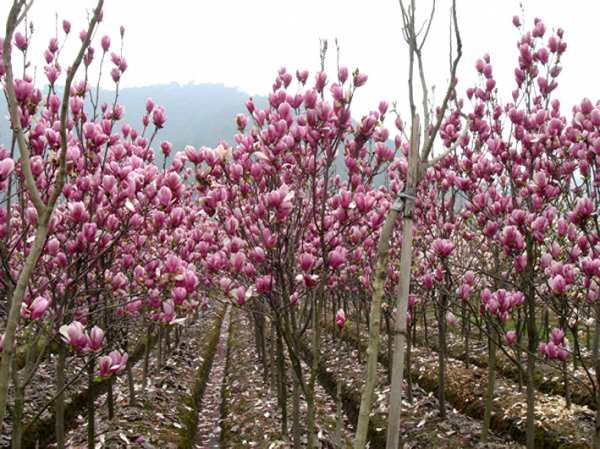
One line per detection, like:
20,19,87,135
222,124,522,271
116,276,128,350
2,1,598,120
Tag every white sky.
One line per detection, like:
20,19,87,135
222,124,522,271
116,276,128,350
2,0,599,120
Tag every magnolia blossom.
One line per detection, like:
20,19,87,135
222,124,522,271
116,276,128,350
335,308,346,329
539,327,568,361
97,350,129,377
59,321,89,351
505,330,517,346
431,239,455,258
328,246,348,270
446,311,459,327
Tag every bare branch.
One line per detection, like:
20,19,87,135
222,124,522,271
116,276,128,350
399,0,417,124
3,0,46,215
417,0,436,51
420,0,462,162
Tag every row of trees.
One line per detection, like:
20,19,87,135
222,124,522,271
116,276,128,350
0,2,214,448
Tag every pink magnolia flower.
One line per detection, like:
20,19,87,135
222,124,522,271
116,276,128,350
158,186,173,207
232,286,246,306
0,159,14,179
505,330,517,346
432,239,455,258
29,296,50,321
256,275,272,294
152,106,166,128
549,274,566,295
59,321,88,351
500,225,525,252
14,31,27,51
101,35,111,52
328,246,347,270
335,309,346,329
88,326,104,352
172,287,187,305
97,350,128,377
299,253,316,272
68,201,89,223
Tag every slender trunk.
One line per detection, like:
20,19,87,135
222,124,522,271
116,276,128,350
385,313,392,384
307,292,321,449
10,358,24,449
254,311,263,363
464,303,470,369
559,315,571,409
0,222,50,425
292,368,301,449
276,326,288,437
107,377,115,419
356,304,362,364
517,308,524,391
87,358,95,449
165,327,171,355
127,365,136,406
384,117,420,449
175,326,181,348
55,343,67,449
481,324,497,442
524,237,537,449
354,205,401,449
406,318,414,403
270,323,277,393
586,306,592,351
437,290,447,419
142,326,151,391
157,327,163,369
423,301,429,347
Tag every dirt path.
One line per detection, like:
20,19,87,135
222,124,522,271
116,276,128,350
193,306,231,448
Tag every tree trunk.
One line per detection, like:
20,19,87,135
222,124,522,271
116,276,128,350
10,358,24,449
481,325,497,442
406,318,414,403
463,303,470,369
292,368,301,449
524,238,537,449
55,344,67,449
142,326,151,391
384,117,420,449
87,357,96,449
127,365,136,406
107,377,115,419
437,290,447,419
0,222,51,425
157,327,163,370
276,326,288,437
353,207,399,449
307,293,321,449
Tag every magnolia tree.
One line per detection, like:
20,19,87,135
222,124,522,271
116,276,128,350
415,14,600,449
182,63,397,447
0,2,211,448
